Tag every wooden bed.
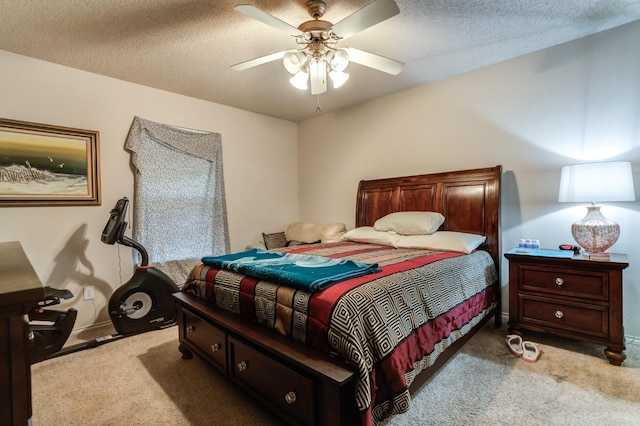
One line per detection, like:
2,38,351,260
172,165,502,425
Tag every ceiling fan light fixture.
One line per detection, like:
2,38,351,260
290,71,309,90
283,51,307,74
233,0,404,99
329,70,349,88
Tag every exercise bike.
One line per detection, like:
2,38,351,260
29,197,180,363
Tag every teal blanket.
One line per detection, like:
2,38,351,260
201,249,381,292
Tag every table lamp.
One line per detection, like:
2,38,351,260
558,161,635,254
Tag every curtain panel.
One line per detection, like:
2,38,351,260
124,116,230,284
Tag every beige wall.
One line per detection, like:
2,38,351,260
298,21,640,337
0,50,299,328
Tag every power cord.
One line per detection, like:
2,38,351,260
117,243,124,286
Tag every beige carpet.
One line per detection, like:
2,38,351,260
31,322,640,425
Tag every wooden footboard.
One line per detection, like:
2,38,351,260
173,292,358,426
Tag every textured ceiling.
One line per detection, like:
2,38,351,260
1,0,639,122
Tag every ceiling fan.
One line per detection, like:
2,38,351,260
231,0,404,95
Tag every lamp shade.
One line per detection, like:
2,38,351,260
558,161,635,203
558,161,635,253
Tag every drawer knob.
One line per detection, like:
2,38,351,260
555,310,564,319
211,343,221,352
284,391,297,405
555,278,564,286
237,360,248,371
186,325,195,333
28,330,35,343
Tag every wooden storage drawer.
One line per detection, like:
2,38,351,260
520,295,608,338
229,336,314,425
520,265,607,301
182,310,227,373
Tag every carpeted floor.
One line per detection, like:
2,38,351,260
31,321,640,425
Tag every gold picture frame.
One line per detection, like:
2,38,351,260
0,118,101,206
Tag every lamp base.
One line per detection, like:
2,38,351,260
571,206,620,253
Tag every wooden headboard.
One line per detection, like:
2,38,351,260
355,166,502,267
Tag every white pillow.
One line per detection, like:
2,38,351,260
396,231,486,254
340,227,402,247
373,211,445,235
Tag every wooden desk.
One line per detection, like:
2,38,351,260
0,241,45,426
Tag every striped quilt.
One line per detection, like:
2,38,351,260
183,241,497,425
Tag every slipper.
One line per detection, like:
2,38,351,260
505,334,523,357
522,341,540,363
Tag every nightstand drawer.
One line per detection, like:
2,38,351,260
520,296,608,338
520,265,608,301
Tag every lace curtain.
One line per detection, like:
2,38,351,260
124,116,230,285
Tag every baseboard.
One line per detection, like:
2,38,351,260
66,321,116,344
70,320,112,335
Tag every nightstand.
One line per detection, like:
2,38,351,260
505,252,629,366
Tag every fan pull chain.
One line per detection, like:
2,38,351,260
316,95,322,112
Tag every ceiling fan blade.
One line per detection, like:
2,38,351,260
231,51,288,71
234,5,302,36
344,48,404,75
331,0,400,39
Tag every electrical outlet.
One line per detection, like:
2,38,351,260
83,285,95,301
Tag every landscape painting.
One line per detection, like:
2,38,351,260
0,119,100,206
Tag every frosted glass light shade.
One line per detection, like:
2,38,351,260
329,71,349,88
283,52,306,74
558,161,635,253
290,71,308,90
327,49,349,72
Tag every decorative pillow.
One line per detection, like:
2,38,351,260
262,232,288,249
340,227,402,247
396,231,486,254
319,223,348,243
373,211,445,235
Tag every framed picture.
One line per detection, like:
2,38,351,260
0,118,101,206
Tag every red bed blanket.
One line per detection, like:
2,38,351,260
183,242,497,425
